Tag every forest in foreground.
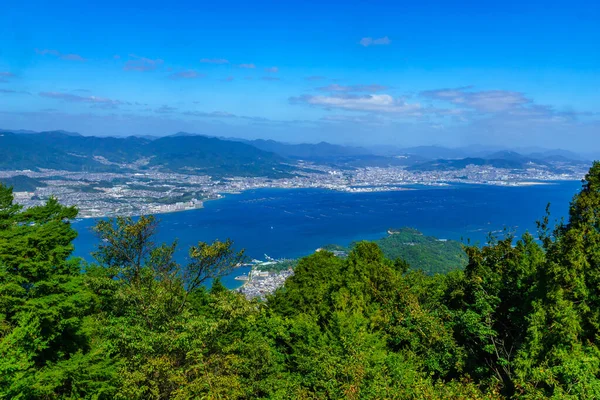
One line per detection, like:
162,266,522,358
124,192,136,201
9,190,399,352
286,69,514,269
1,163,600,399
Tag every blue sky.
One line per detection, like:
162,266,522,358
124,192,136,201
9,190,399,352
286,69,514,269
1,0,599,150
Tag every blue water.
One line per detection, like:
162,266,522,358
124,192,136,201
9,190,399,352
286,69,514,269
72,182,582,288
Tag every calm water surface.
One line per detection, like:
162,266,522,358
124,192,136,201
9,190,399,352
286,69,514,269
72,182,582,288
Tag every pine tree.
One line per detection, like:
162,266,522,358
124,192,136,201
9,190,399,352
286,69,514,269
0,184,117,398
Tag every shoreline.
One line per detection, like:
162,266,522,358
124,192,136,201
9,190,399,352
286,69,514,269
70,180,582,291
75,179,574,219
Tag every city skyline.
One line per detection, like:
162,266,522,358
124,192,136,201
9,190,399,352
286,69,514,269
1,0,599,150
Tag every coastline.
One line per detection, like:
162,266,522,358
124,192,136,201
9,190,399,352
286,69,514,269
71,180,582,290
75,179,574,219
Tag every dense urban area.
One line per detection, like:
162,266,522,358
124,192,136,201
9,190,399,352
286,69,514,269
0,161,587,217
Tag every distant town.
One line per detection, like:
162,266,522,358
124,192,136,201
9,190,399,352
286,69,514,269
1,160,587,218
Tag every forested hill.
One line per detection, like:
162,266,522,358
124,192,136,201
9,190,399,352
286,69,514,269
375,228,467,273
0,175,47,191
3,163,600,398
323,227,468,274
407,156,542,171
1,129,588,175
242,138,425,167
0,131,292,177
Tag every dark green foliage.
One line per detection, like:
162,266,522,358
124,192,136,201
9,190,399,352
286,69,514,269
0,132,120,172
245,139,420,168
3,162,600,398
326,227,468,274
511,161,600,397
0,131,295,177
0,175,47,192
0,185,118,398
375,227,468,273
407,157,545,171
145,135,295,177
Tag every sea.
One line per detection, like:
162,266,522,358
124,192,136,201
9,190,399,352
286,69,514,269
72,181,582,289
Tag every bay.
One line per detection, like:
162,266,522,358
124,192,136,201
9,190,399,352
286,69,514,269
72,181,582,289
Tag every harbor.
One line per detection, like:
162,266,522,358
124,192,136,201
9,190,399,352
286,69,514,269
236,255,296,300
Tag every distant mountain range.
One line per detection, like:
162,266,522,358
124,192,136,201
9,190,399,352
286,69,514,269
239,139,426,168
405,150,591,172
379,145,592,162
0,175,47,192
0,129,593,176
0,130,292,177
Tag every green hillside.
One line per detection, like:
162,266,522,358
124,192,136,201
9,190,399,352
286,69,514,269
374,227,467,273
324,227,468,274
0,132,115,171
407,156,544,171
0,175,47,191
0,131,294,177
145,135,294,177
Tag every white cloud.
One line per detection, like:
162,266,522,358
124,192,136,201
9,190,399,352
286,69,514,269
421,87,531,112
292,94,422,115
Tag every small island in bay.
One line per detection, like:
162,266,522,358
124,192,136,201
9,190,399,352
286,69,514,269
238,228,468,300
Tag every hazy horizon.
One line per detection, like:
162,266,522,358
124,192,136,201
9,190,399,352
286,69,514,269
1,128,595,158
1,0,598,152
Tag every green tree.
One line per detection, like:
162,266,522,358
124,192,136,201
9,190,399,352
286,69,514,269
89,215,247,399
514,162,600,398
447,233,544,396
0,184,117,399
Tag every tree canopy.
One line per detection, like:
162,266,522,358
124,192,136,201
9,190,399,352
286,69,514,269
1,162,600,398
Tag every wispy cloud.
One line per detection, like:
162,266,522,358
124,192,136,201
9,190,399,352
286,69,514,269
61,54,86,61
261,76,280,81
0,71,15,83
317,84,388,92
321,114,384,124
291,94,422,115
305,76,326,81
265,66,279,73
182,110,270,123
155,105,178,114
420,87,531,113
0,89,31,95
35,48,86,61
359,36,391,47
124,54,164,72
415,86,592,130
201,58,229,64
169,70,204,79
222,76,235,82
39,91,125,109
113,55,121,60
183,110,237,118
239,63,256,69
